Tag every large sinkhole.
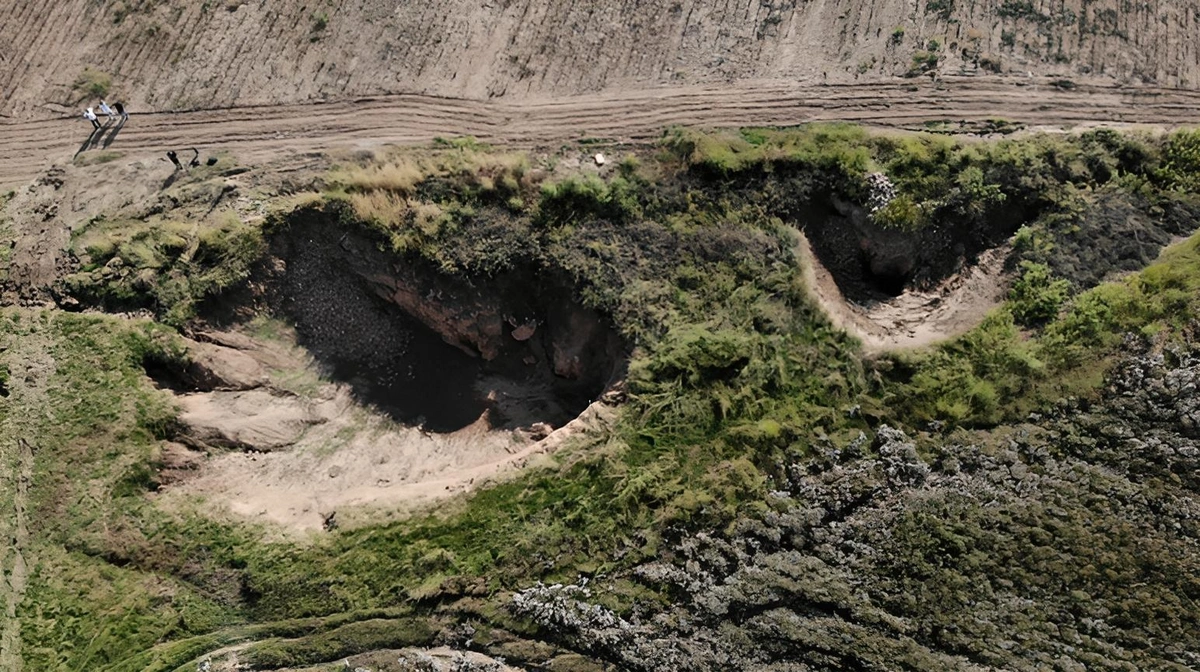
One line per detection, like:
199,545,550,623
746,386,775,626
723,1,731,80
266,212,625,434
796,197,1026,301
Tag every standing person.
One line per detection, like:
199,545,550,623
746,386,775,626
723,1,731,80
114,101,127,121
166,150,182,171
98,100,115,121
83,107,100,130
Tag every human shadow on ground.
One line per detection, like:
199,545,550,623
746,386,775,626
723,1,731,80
160,168,184,190
72,126,103,159
101,117,127,148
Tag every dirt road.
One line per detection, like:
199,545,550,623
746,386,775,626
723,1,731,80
3,77,1199,190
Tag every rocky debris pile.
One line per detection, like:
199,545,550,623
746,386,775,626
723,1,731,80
394,647,511,671
865,171,897,215
511,581,625,635
1047,340,1200,491
512,357,1200,671
511,578,729,670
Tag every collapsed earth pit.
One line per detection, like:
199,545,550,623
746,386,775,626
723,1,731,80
266,209,625,435
797,197,996,302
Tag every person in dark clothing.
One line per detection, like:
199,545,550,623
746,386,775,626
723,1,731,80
114,102,128,121
188,148,200,168
166,150,182,170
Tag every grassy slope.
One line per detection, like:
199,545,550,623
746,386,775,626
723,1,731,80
6,125,1199,670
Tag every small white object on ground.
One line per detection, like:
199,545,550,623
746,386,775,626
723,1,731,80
594,153,606,166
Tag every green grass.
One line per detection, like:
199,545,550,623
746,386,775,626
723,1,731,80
882,231,1200,426
73,150,125,167
664,124,1181,235
65,211,263,326
73,67,112,100
18,123,1200,668
0,311,246,671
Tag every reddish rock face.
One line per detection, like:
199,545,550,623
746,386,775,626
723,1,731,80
549,303,605,381
368,270,507,360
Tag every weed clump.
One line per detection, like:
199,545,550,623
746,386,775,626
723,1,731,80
73,67,111,100
1008,261,1070,325
64,212,263,326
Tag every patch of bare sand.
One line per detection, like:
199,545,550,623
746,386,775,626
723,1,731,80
159,325,616,533
796,230,1011,352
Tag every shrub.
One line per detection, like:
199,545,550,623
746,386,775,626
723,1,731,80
631,325,754,389
310,11,328,38
1156,129,1200,192
926,0,953,19
1009,261,1071,325
73,67,111,100
536,175,641,226
909,50,939,75
871,193,924,230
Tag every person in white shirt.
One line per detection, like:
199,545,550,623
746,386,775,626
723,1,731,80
98,100,115,121
83,107,100,130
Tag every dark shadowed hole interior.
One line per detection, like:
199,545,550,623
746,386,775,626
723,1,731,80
279,249,490,432
270,216,617,434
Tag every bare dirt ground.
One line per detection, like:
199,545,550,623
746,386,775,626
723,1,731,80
3,0,1198,121
797,230,1012,351
0,158,172,303
160,325,618,533
4,77,1200,191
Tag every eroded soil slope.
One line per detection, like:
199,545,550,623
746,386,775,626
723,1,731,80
3,0,1199,120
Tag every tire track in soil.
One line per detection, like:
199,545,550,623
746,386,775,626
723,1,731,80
3,77,1200,191
0,324,54,672
0,438,32,672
